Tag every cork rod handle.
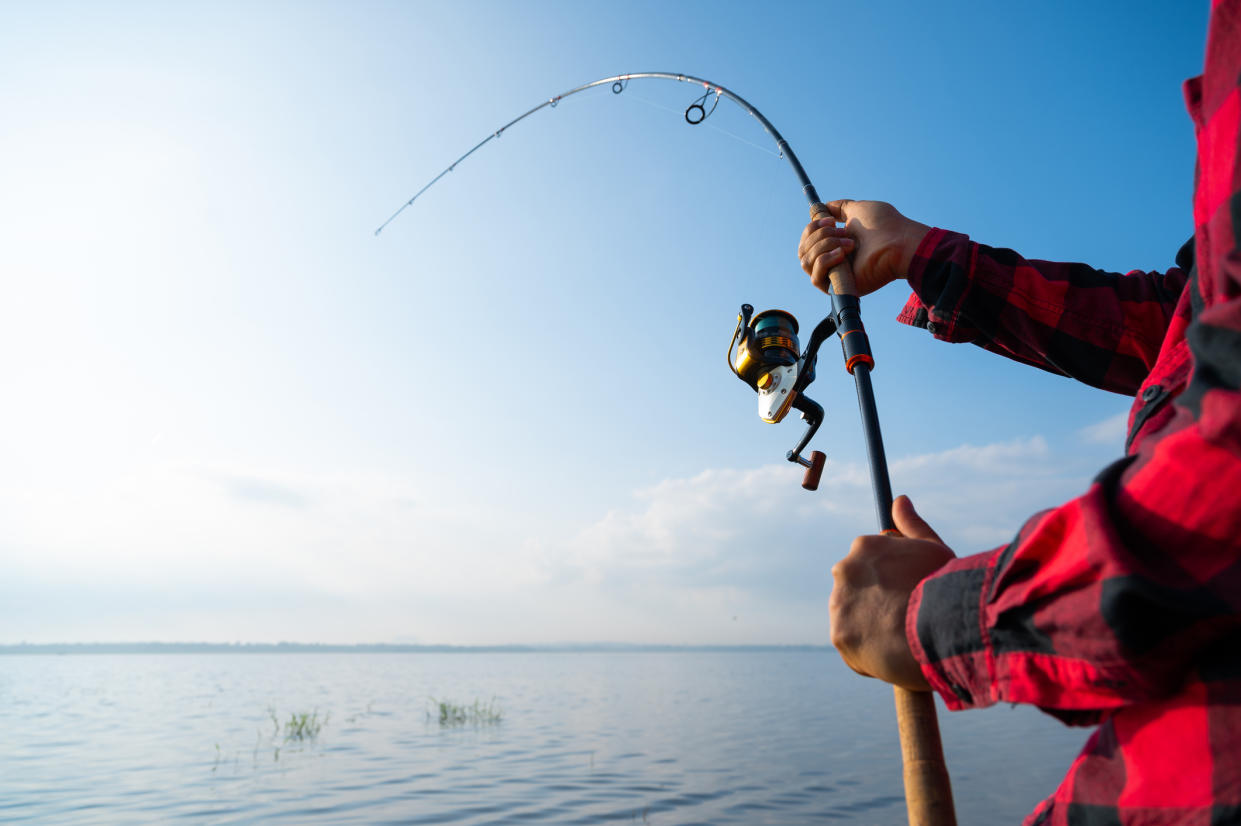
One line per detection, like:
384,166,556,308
809,202,858,297
894,686,957,825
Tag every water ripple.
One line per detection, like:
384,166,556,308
0,651,1087,824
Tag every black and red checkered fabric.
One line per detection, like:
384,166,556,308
895,2,1241,823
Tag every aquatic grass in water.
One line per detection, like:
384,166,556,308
267,707,327,742
429,697,503,726
283,710,326,742
229,707,331,763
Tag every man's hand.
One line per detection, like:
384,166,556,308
798,200,931,297
829,495,955,692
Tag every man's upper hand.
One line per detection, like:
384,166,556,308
798,200,931,297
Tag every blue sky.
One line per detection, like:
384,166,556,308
0,1,1210,643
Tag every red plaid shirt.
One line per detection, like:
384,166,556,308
897,3,1241,823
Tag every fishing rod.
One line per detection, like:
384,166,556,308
378,72,956,826
374,72,816,236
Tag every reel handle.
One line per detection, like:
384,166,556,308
801,450,826,491
810,202,859,297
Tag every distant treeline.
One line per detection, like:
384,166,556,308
0,642,830,655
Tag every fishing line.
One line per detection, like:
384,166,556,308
617,91,782,158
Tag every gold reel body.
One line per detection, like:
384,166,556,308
730,309,800,389
728,304,827,490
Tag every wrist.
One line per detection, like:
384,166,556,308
897,220,933,279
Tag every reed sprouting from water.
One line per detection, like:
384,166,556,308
429,697,503,726
266,707,327,743
283,710,325,741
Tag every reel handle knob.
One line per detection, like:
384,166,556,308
810,202,859,298
801,450,826,491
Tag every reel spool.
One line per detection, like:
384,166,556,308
730,309,801,423
729,304,833,490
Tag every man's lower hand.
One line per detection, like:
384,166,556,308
829,495,955,692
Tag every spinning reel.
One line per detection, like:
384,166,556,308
728,304,837,490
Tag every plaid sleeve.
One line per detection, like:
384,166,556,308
907,424,1241,715
896,229,1188,396
904,11,1241,718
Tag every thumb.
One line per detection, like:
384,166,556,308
825,198,854,224
892,495,944,544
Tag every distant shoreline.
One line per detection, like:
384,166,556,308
0,642,831,655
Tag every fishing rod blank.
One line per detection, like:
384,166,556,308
374,72,821,236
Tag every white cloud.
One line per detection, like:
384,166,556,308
0,436,1096,645
645,436,1076,557
1078,411,1130,446
521,435,1091,642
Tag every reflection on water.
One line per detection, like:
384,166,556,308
0,652,1084,823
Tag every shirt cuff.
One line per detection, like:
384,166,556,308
905,550,998,711
895,228,980,343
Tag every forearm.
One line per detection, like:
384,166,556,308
897,230,1188,395
907,439,1241,714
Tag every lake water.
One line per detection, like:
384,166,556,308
0,651,1088,824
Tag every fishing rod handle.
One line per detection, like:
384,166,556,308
852,369,954,824
829,278,956,824
895,687,957,826
809,202,859,297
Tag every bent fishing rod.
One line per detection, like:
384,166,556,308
377,72,956,826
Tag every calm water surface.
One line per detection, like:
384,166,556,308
1,652,1087,824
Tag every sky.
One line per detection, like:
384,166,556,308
0,0,1210,644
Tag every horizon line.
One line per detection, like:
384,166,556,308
0,641,832,655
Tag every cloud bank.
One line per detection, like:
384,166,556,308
1,436,1096,645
